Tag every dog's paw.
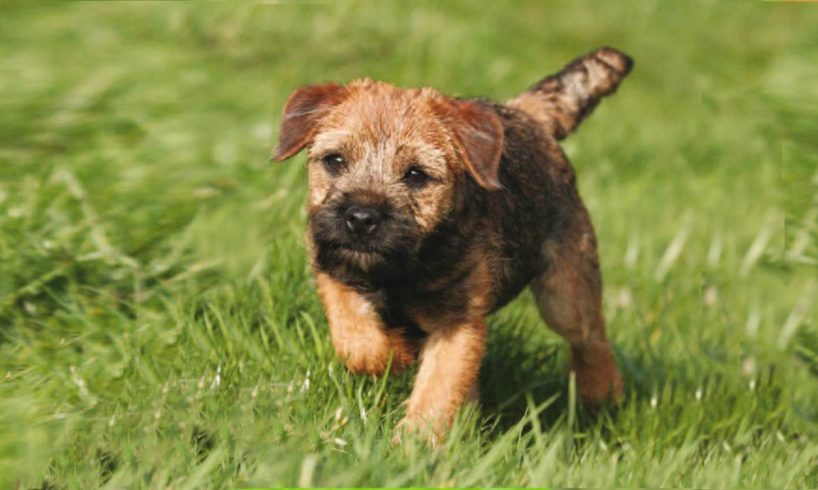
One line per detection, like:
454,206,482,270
391,416,443,447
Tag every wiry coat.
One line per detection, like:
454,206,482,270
272,47,633,442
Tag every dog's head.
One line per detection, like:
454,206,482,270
272,79,504,281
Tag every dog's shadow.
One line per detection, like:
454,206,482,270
477,305,656,438
477,312,571,435
477,310,695,442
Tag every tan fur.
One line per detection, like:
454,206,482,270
306,81,460,233
529,206,623,404
393,254,493,442
397,318,486,444
316,272,416,374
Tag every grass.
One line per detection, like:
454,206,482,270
1,1,817,488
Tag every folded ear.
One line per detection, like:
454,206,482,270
435,99,504,190
272,83,347,161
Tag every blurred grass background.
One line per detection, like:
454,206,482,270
1,1,817,487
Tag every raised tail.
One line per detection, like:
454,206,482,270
507,47,633,140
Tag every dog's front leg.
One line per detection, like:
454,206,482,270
397,318,487,444
316,272,416,375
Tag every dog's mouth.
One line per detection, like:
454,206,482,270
313,239,395,283
319,240,389,263
331,240,382,253
312,231,420,282
309,204,421,283
322,241,374,255
336,245,384,261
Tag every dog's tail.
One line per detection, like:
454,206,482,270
507,47,633,140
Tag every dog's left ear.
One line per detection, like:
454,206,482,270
436,99,504,191
272,83,347,161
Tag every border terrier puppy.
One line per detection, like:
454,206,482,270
272,47,633,441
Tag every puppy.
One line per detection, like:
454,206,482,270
272,47,633,441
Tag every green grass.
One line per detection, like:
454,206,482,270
1,2,817,488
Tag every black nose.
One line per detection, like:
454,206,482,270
344,206,381,236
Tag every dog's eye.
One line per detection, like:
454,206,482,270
322,154,346,174
403,166,430,188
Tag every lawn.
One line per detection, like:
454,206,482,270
1,1,817,488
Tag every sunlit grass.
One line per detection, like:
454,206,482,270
1,1,817,487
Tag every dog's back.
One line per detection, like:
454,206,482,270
479,47,633,311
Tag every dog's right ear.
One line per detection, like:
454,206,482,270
433,98,505,191
272,83,347,161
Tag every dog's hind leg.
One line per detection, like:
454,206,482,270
529,208,622,406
